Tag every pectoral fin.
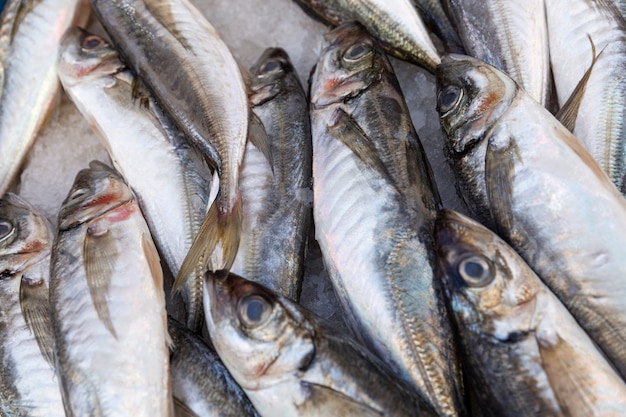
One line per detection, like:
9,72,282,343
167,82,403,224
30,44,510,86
83,226,117,338
485,135,518,237
297,382,385,416
19,275,54,368
248,112,273,171
173,397,201,417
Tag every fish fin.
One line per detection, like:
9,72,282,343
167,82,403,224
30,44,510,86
83,226,118,338
555,35,604,131
173,397,201,417
130,77,151,109
214,193,243,272
328,108,399,192
297,382,385,416
59,368,104,417
485,135,517,236
19,275,54,368
248,112,273,173
537,333,595,416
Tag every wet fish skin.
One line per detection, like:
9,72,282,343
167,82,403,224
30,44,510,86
0,0,90,197
233,47,312,301
0,193,64,417
50,161,173,417
292,0,441,72
57,27,212,332
546,0,626,192
442,0,550,106
89,0,248,274
168,318,259,417
436,53,626,380
310,22,464,417
411,0,464,54
436,209,626,417
203,272,435,417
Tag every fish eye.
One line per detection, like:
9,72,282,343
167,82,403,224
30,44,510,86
82,35,105,50
238,294,272,327
259,60,282,75
343,43,372,62
457,255,494,287
68,187,89,202
0,219,14,242
437,85,463,116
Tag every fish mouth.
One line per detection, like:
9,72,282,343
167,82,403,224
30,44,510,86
58,27,124,81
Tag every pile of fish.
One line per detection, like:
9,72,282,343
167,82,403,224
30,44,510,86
1,0,626,416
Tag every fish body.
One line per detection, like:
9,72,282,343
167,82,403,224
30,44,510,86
436,209,626,417
50,161,173,417
546,0,626,192
203,272,435,417
442,0,550,106
89,0,248,273
436,54,626,380
411,0,464,53
0,0,89,196
57,27,212,332
232,48,312,301
292,0,441,72
0,193,64,416
168,318,259,417
310,23,463,417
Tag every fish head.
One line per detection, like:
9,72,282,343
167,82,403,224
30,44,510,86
309,22,387,109
57,161,134,231
436,54,517,155
204,272,316,391
0,194,52,280
57,27,124,89
435,209,541,340
249,47,295,106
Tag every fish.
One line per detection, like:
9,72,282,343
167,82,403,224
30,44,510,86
441,0,551,106
0,193,64,416
436,53,626,380
545,0,626,192
0,0,90,197
411,0,464,54
89,0,250,275
310,22,464,417
291,0,441,72
57,27,213,332
49,161,173,417
232,47,312,301
168,318,259,417
203,272,436,417
435,209,626,417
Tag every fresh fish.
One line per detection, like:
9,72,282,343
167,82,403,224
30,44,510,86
0,0,90,196
545,0,626,192
57,27,212,332
89,0,249,275
436,54,626,380
168,318,259,417
203,272,436,417
292,0,441,72
411,0,464,54
441,0,550,106
50,161,173,416
232,47,312,301
435,209,626,417
310,23,464,417
0,193,64,416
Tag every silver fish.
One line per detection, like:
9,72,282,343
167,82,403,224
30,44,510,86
168,318,259,417
50,161,173,417
411,0,464,54
57,27,213,332
89,0,249,275
442,0,550,106
0,193,64,416
203,272,436,417
436,209,626,417
0,0,90,196
546,0,626,192
310,23,464,417
232,48,312,301
292,0,441,72
436,53,626,380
